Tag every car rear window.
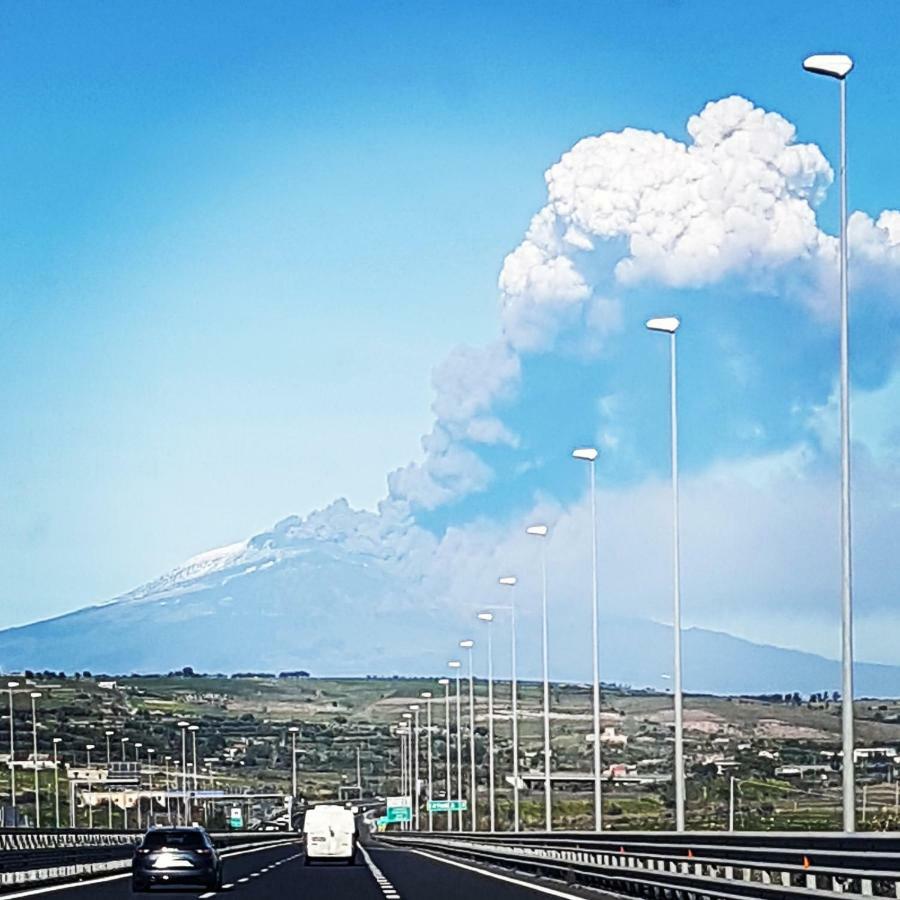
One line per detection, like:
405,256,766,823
142,831,207,850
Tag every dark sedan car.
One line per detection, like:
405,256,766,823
132,827,223,892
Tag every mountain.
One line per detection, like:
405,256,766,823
1,507,899,696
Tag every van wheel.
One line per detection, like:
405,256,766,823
303,856,312,866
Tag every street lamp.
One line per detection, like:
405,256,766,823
498,575,521,831
437,678,451,832
526,522,553,831
177,722,189,826
401,712,414,830
134,742,143,830
7,681,18,815
646,314,685,831
420,692,434,832
188,725,199,824
448,660,463,832
104,730,114,828
477,612,496,832
803,50,856,835
120,736,130,830
85,744,95,829
30,692,41,828
164,756,173,826
408,704,421,830
146,748,156,826
288,726,299,800
459,639,476,831
573,446,603,831
52,737,61,829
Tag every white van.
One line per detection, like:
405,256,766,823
303,805,357,865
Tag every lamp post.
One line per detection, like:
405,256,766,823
288,727,299,800
85,744,95,829
421,692,433,831
30,693,41,828
438,678,451,831
104,731,113,828
120,737,130,829
146,748,156,826
646,315,685,831
498,576,521,831
7,681,18,817
448,660,463,832
164,756,172,826
134,742,143,830
459,640,476,831
803,51,856,834
401,712,413,830
177,722,189,826
573,446,603,831
408,705,421,830
52,737,61,829
477,612,496,832
527,523,552,831
188,726,199,823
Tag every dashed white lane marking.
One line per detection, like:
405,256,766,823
410,848,588,898
360,846,402,899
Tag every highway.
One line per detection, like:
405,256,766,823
1,839,600,900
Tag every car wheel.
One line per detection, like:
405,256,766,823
345,853,355,866
131,878,150,893
303,855,312,866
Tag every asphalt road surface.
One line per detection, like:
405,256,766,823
5,840,610,899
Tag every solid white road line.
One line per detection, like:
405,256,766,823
410,848,588,899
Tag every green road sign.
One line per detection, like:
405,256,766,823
228,805,244,829
385,806,411,823
427,799,467,812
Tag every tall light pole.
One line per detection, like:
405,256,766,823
646,315,685,831
438,678,451,831
189,725,199,824
459,639,476,831
527,523,553,831
30,692,41,828
477,612,496,832
573,446,603,831
288,726,299,799
86,744,95,829
120,737,130,829
448,660,463,832
146,748,156,826
499,576,521,831
104,730,113,828
52,737,61,829
7,681,18,817
421,692,434,832
134,742,143,830
803,51,856,834
164,756,172,826
402,712,413,830
177,722,189,826
408,705,421,830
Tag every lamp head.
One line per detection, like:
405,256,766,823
572,447,598,462
408,703,420,711
52,737,62,744
30,691,41,699
7,681,19,689
437,678,450,686
86,744,95,751
188,725,199,732
448,660,461,669
459,639,474,649
420,691,432,699
645,316,680,334
477,612,494,622
803,53,853,79
526,524,548,537
498,576,517,587
402,712,412,720
177,721,189,728
105,730,114,737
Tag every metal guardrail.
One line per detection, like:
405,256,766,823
0,828,299,891
377,830,900,898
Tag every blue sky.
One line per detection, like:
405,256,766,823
1,1,900,659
